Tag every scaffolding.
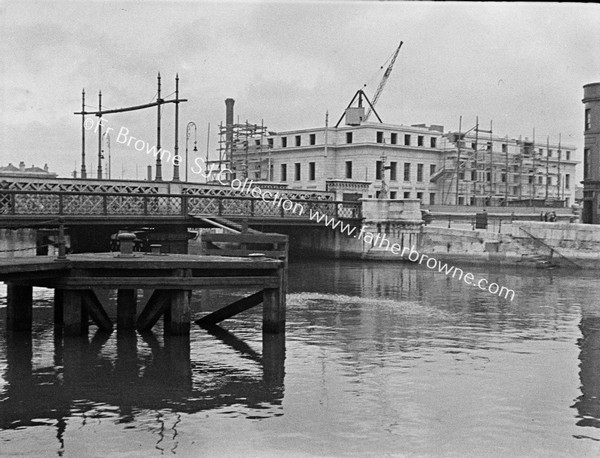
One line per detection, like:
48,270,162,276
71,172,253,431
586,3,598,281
434,118,566,207
216,120,271,181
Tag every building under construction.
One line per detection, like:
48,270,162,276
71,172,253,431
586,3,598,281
434,122,575,206
216,98,272,181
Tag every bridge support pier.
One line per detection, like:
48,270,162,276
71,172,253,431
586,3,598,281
63,290,89,336
6,284,33,331
117,289,137,329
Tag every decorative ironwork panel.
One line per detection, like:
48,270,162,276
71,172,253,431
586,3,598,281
252,199,283,217
146,196,182,215
62,195,104,215
337,203,362,219
106,195,146,215
187,197,220,215
13,193,60,215
220,199,252,216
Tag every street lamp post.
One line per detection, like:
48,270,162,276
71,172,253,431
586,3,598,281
185,121,197,182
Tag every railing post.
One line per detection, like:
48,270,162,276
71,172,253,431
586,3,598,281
103,195,108,215
10,193,15,215
250,198,255,216
218,198,223,216
143,196,148,215
56,219,67,260
58,193,63,215
181,194,187,216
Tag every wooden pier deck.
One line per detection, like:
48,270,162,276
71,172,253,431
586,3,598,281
0,251,286,336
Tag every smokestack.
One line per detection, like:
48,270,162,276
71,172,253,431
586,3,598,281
225,98,235,163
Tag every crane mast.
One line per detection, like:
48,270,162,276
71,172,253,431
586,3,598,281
365,41,403,121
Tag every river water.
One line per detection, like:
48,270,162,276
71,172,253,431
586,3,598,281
0,259,599,457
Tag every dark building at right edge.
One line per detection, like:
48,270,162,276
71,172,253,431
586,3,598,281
583,82,600,223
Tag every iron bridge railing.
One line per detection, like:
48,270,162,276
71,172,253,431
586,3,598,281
0,190,362,221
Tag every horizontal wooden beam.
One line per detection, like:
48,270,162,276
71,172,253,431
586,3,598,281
203,234,288,244
40,276,281,289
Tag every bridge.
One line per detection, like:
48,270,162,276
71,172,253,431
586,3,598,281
0,176,364,254
0,176,361,227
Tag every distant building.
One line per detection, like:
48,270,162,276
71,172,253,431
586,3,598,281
225,103,578,207
582,82,600,223
0,162,58,179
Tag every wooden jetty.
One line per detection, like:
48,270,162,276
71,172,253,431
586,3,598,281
0,232,288,336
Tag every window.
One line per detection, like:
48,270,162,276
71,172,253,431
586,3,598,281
487,172,491,182
295,135,301,147
430,164,436,177
403,191,410,199
429,193,436,205
471,170,477,181
416,192,423,201
376,160,382,180
417,164,424,182
528,175,533,184
585,148,591,179
538,176,543,185
281,137,287,148
586,108,591,130
294,163,301,181
404,134,411,146
267,138,273,148
345,161,352,179
404,163,410,181
346,132,353,144
281,164,287,181
309,162,316,181
471,142,477,150
501,173,506,183
376,131,384,143
430,137,437,148
390,162,397,181
539,148,544,156
255,139,260,146
547,177,552,186
486,142,492,151
566,174,570,189
502,143,507,153
417,136,424,147
548,149,553,158
566,151,571,161
390,191,397,199
391,133,398,145
310,134,316,145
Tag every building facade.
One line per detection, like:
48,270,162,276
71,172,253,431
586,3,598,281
220,99,578,207
582,82,600,223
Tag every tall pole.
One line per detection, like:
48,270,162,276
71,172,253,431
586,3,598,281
81,89,87,179
488,120,493,204
557,133,562,200
97,90,103,180
474,116,479,202
531,128,536,204
545,135,550,201
455,116,462,205
205,122,211,173
155,72,163,181
173,74,180,181
504,135,509,206
104,132,111,180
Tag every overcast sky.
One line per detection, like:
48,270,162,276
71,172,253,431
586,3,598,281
1,1,599,182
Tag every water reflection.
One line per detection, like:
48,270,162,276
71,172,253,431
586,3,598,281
575,314,600,429
0,326,285,435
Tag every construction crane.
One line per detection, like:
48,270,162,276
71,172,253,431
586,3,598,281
364,41,403,121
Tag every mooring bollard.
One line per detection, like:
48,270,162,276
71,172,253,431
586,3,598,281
117,232,137,257
150,243,162,254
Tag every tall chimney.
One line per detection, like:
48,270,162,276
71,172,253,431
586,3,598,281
225,98,235,163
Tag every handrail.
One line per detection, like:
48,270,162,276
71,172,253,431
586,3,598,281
518,226,581,269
